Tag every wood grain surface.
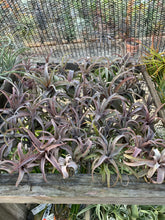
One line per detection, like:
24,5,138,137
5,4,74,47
0,174,164,205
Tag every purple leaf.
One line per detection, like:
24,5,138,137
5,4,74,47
92,155,108,176
111,143,128,157
23,128,41,148
17,143,24,161
133,147,142,157
45,153,61,173
16,168,25,187
81,139,93,158
0,139,14,159
40,157,47,182
111,135,125,152
45,143,64,152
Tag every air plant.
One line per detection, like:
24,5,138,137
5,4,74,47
0,83,31,131
124,127,165,157
0,52,164,187
58,154,78,179
124,148,165,184
141,38,165,104
22,128,65,182
77,204,165,220
135,98,165,132
0,36,29,76
104,101,141,136
91,132,128,187
90,92,127,123
0,86,48,133
0,142,39,187
23,51,58,97
142,46,165,85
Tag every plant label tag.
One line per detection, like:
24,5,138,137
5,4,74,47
42,204,52,220
31,204,47,215
45,213,55,220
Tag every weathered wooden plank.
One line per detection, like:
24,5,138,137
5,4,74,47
0,174,164,205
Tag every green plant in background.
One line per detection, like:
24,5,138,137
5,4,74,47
68,204,81,220
142,42,165,104
0,0,34,45
0,37,28,76
17,13,35,39
158,79,165,104
76,204,165,220
27,203,165,220
0,36,29,108
142,48,165,83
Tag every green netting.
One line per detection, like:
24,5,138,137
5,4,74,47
0,0,164,59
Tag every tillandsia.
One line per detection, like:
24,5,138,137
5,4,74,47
77,204,165,220
91,132,128,187
0,53,165,186
58,154,78,179
0,36,29,75
142,47,165,85
141,40,165,104
0,142,39,187
124,148,165,184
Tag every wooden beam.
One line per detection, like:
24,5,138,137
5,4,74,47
0,174,164,205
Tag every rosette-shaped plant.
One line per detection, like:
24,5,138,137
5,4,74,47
124,148,165,184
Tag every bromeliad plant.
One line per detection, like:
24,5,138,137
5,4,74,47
124,148,165,184
0,52,165,187
141,36,165,104
0,36,30,108
91,132,128,187
0,36,29,81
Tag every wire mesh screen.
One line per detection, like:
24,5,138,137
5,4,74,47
0,0,164,59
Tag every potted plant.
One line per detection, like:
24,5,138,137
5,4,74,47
125,37,141,55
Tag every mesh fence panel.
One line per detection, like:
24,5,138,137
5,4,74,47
0,0,164,59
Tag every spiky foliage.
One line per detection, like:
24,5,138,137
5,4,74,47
142,42,165,104
0,54,164,186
